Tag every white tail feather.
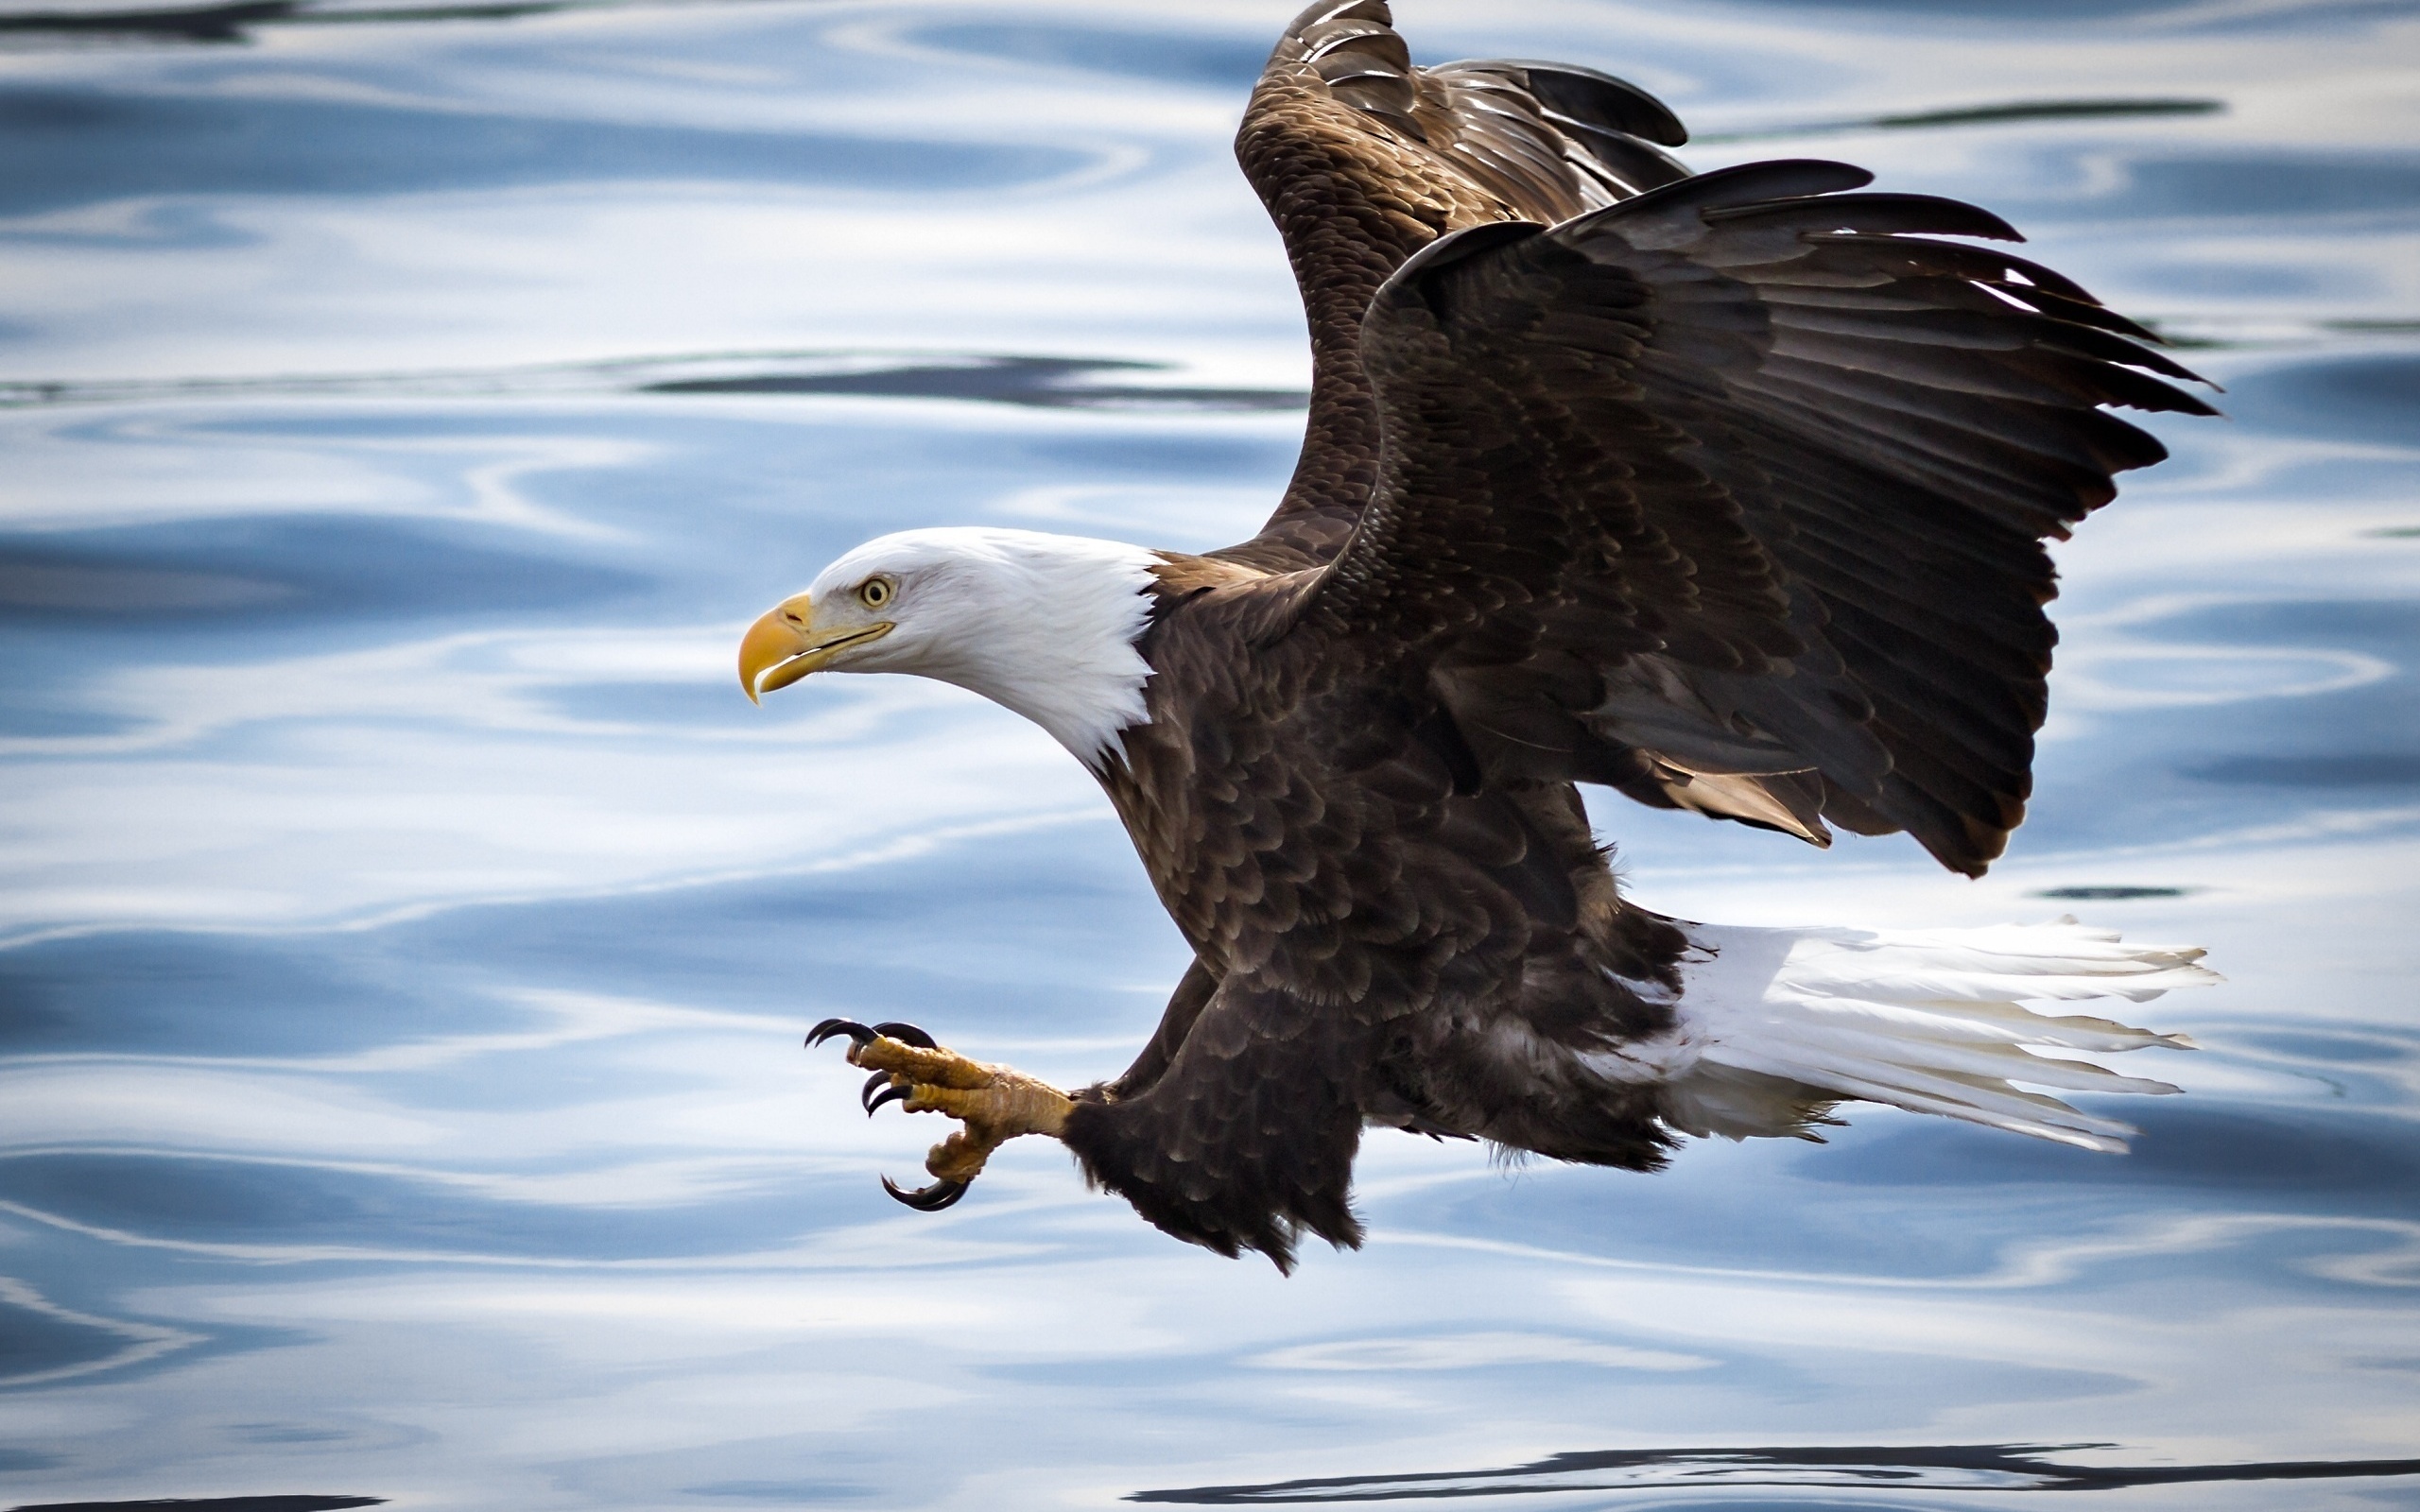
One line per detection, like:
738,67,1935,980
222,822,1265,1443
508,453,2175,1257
1642,919,2218,1153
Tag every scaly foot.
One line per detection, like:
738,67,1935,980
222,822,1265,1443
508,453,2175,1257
805,1019,1073,1211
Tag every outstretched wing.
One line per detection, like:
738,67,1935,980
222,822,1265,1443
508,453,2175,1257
1223,0,1690,569
1305,160,2217,876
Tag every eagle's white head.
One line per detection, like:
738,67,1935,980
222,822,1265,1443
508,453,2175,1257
737,526,1163,769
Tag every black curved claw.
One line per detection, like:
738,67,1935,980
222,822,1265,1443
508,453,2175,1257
870,1021,938,1049
860,1069,894,1111
865,1082,911,1117
806,1018,877,1049
881,1175,969,1211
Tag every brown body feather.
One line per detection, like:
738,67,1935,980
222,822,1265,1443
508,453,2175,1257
1052,0,2211,1268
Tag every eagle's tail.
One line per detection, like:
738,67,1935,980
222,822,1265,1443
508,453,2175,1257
1649,919,2218,1152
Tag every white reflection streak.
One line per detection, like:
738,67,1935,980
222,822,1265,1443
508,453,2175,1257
0,622,762,759
1248,1332,1716,1373
0,407,655,537
0,801,1112,952
2055,644,2394,712
0,1064,443,1154
293,987,782,1074
2049,591,2397,713
0,1275,202,1388
457,438,637,542
989,481,1274,550
0,1143,813,1208
0,988,792,1075
0,1187,1070,1271
0,1194,775,1270
2025,807,2420,867
1383,1210,2420,1294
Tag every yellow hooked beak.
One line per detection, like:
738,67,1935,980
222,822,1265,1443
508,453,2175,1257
737,593,894,704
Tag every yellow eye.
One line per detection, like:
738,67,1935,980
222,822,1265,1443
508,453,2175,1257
858,576,893,610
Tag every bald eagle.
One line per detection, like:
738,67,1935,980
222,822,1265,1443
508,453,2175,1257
737,0,2219,1269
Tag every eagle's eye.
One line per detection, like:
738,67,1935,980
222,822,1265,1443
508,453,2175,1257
858,576,895,610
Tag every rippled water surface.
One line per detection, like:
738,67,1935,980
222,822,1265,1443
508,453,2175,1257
3,0,2418,1506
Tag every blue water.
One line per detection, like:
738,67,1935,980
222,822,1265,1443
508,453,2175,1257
2,1,2416,1506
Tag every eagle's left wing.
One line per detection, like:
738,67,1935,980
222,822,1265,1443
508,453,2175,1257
1224,0,1691,569
1301,160,2216,876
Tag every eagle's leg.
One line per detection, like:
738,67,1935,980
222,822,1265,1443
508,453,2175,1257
805,1020,1072,1210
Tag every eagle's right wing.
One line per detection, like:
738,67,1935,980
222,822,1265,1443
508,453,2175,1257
1304,161,2217,877
1221,0,1690,569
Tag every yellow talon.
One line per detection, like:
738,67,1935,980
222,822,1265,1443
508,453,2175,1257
828,1029,1073,1189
